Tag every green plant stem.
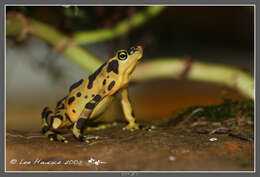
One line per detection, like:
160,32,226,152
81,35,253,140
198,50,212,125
32,20,103,73
6,13,103,73
73,6,166,44
132,59,254,99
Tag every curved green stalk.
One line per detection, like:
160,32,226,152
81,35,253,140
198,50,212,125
73,6,166,44
6,12,103,73
132,59,254,99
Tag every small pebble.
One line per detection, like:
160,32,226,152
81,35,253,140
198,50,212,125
182,149,190,153
87,158,106,166
209,137,218,142
88,158,95,163
94,161,100,165
169,156,175,161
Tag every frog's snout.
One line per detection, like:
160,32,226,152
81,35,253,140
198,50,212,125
136,46,143,61
135,46,143,54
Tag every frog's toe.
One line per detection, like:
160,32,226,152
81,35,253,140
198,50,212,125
48,133,68,143
56,134,68,143
84,138,90,143
85,135,101,140
78,135,90,143
77,134,101,142
48,134,58,141
62,139,69,144
123,123,140,131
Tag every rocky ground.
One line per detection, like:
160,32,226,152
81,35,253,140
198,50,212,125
6,118,254,171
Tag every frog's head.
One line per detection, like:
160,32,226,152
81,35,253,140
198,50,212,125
115,46,143,76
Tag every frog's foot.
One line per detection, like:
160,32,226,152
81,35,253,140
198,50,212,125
85,135,101,140
123,122,140,131
42,129,68,143
48,133,68,144
77,135,100,143
41,124,68,143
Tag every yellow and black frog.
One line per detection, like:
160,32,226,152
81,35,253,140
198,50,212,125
41,46,143,143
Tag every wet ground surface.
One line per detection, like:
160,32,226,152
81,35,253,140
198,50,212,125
6,80,254,171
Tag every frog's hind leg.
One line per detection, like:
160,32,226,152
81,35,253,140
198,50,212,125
41,107,68,143
71,95,104,142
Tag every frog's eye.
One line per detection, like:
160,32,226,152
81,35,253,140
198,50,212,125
118,51,128,60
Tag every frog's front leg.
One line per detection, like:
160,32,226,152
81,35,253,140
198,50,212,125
71,97,102,142
120,88,139,131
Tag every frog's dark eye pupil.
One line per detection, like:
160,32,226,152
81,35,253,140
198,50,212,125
118,51,128,60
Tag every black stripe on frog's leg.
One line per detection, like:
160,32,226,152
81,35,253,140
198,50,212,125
93,94,101,102
131,111,135,117
42,108,54,130
45,111,52,119
88,62,107,89
65,113,73,123
41,125,50,134
107,60,119,74
56,96,67,108
69,79,84,92
108,81,115,91
59,104,65,109
85,102,95,109
103,79,106,85
68,96,75,105
41,107,48,119
42,107,53,120
76,118,87,130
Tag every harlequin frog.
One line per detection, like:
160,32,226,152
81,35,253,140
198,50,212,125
41,46,143,143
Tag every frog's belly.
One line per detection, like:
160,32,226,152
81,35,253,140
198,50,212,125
89,95,114,119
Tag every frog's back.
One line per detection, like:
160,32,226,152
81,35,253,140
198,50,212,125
65,62,112,122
